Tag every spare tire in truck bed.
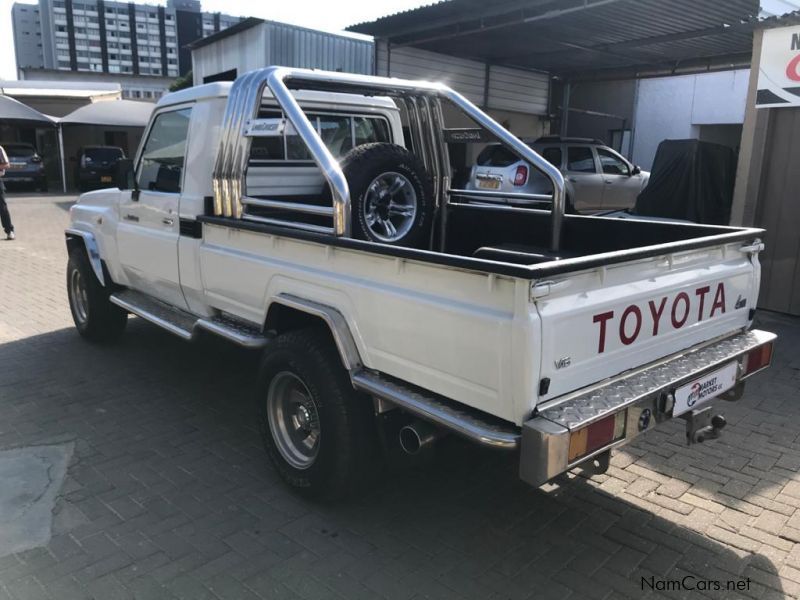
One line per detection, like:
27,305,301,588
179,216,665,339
339,142,434,248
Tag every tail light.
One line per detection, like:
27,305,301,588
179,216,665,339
30,156,42,163
568,411,626,463
81,156,92,168
513,165,528,186
743,342,773,377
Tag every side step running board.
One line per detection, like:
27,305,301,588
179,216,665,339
352,370,520,450
110,290,269,349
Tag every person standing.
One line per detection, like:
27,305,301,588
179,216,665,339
0,144,15,240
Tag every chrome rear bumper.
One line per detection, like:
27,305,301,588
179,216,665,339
520,329,776,487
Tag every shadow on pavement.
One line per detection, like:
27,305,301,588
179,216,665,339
0,318,786,599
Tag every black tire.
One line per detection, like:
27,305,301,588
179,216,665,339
66,247,127,342
38,178,48,193
339,142,433,248
257,328,375,500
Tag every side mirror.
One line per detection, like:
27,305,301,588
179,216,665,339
631,165,641,175
115,158,135,190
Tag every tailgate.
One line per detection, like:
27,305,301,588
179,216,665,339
534,242,760,401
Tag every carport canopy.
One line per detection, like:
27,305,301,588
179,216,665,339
349,0,765,80
0,94,55,126
58,99,153,127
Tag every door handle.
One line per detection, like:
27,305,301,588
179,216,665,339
568,177,577,183
604,180,613,184
162,218,174,226
123,214,139,222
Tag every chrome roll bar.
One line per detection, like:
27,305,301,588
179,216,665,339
211,66,566,251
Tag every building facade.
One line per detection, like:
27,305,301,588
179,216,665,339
11,3,44,71
12,0,242,99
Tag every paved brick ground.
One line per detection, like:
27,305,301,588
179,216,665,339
1,193,799,600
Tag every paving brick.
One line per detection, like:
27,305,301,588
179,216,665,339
1,195,800,600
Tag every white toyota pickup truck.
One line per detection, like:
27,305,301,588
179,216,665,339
65,67,776,498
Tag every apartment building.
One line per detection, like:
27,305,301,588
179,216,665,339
12,0,241,99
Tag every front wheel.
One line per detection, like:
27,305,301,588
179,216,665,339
67,248,127,342
257,328,375,499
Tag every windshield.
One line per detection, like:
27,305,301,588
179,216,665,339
3,144,36,158
84,147,124,162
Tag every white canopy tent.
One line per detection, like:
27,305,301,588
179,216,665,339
54,100,154,192
57,99,154,127
0,95,57,125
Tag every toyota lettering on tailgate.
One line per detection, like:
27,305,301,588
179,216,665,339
592,283,727,354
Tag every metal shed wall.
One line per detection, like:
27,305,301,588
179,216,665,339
376,41,549,116
266,22,373,75
192,21,373,86
192,25,268,85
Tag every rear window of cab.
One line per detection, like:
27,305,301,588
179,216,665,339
250,111,391,162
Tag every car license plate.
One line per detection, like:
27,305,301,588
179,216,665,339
673,362,737,416
101,175,113,183
477,178,500,190
8,162,25,170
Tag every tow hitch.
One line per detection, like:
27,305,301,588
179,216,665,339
682,406,727,444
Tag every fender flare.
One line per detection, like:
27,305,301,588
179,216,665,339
65,228,105,286
268,293,363,371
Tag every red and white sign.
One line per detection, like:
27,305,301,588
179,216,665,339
673,361,738,416
756,25,800,108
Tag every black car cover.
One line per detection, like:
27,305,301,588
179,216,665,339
632,139,737,225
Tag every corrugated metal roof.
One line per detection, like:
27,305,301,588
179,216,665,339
348,0,766,78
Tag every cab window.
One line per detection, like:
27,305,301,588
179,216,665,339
596,148,630,176
566,146,596,173
137,108,191,193
250,112,392,163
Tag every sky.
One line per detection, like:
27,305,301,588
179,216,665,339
0,0,436,80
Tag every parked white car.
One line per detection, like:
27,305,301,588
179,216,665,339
65,68,774,499
467,136,649,213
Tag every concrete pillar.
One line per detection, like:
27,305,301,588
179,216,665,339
730,28,769,227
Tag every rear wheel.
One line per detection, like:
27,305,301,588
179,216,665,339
67,248,127,342
257,328,375,499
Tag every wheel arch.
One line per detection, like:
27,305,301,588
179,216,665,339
264,294,363,372
65,229,105,286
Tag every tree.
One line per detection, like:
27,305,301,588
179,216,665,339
169,71,193,92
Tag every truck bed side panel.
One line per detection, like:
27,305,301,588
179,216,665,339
198,223,536,423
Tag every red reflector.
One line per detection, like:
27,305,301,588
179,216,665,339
513,165,528,186
585,414,616,453
745,343,773,375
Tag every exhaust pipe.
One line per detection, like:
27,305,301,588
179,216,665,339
398,420,441,455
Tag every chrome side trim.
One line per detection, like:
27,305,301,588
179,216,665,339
449,188,553,202
110,290,269,348
110,292,194,340
65,229,105,286
351,370,520,449
271,293,362,370
241,197,335,217
241,214,335,234
195,316,270,349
